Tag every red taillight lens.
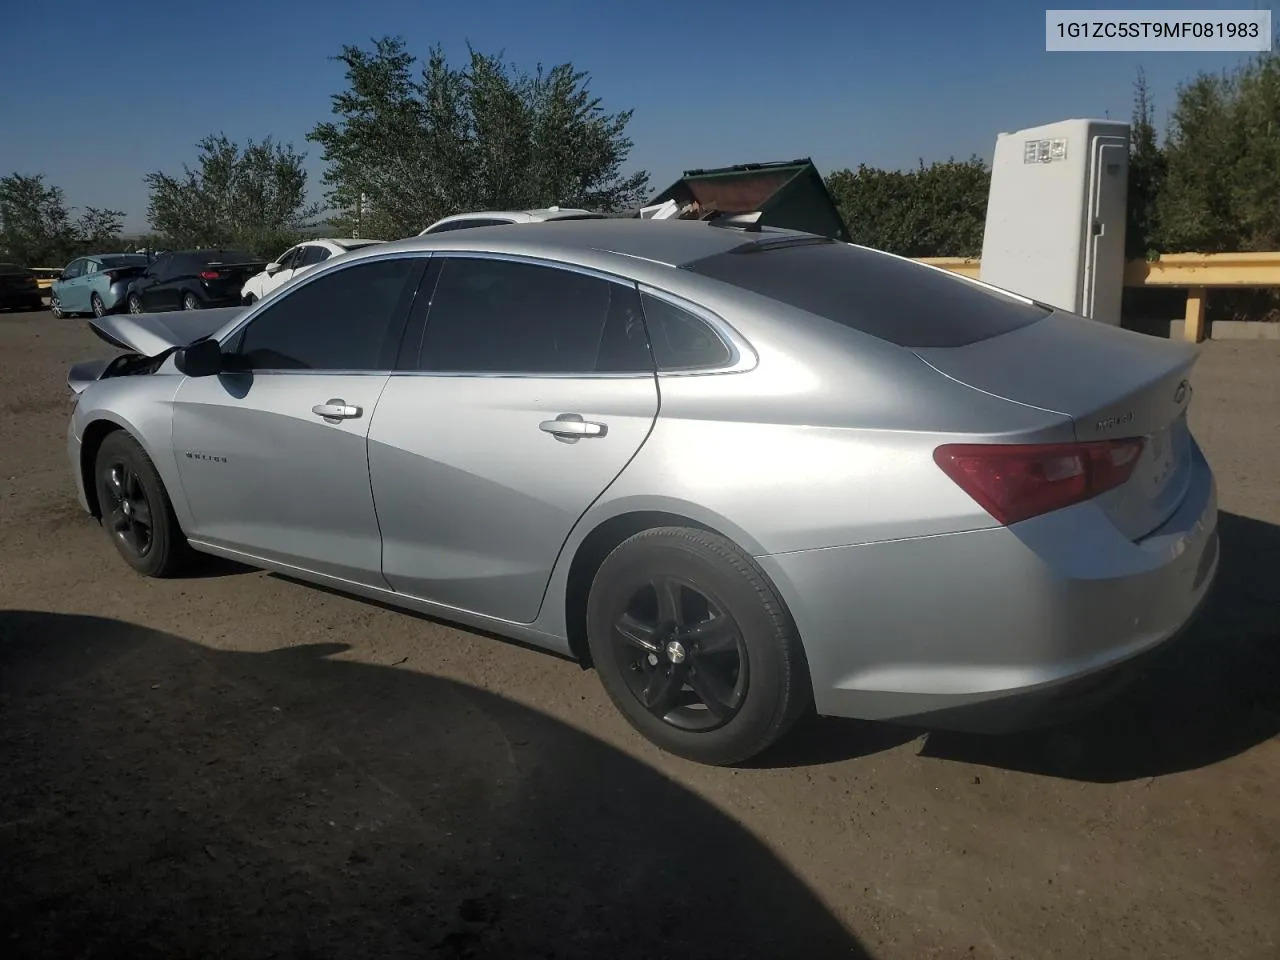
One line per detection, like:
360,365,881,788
199,270,221,280
933,438,1145,525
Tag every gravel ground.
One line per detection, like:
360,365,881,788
1,309,1277,959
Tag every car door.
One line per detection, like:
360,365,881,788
170,254,427,585
263,246,303,297
152,253,190,310
58,259,87,311
368,254,660,623
136,255,172,311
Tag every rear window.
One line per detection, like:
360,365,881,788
200,250,256,265
682,239,1050,349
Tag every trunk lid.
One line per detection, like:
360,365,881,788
914,310,1199,540
89,306,245,356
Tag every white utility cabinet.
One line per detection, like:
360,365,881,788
979,118,1130,325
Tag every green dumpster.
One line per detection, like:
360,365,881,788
638,158,850,241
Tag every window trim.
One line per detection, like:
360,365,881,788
395,251,655,380
215,251,429,376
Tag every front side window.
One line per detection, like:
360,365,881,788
230,257,421,371
276,247,301,269
416,257,652,375
64,259,85,279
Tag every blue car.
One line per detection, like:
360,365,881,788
51,254,150,318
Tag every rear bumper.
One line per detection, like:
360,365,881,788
758,440,1220,731
0,288,43,307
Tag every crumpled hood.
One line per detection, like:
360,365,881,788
89,307,246,356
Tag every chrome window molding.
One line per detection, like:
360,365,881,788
214,247,758,380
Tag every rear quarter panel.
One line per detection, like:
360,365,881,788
530,287,1076,639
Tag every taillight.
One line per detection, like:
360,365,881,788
199,270,221,280
933,438,1145,525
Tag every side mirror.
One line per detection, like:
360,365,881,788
174,337,223,377
264,262,282,276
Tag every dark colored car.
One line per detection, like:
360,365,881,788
125,250,266,313
0,263,45,311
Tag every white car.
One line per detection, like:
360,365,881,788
240,238,386,303
417,206,606,236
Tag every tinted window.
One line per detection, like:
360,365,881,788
148,255,172,279
640,293,732,370
426,218,514,233
418,257,651,374
99,255,148,268
683,239,1050,349
300,245,329,266
275,247,301,269
232,257,419,371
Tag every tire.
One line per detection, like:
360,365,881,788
243,293,257,306
91,293,106,318
585,526,812,766
50,296,65,319
93,431,194,578
127,294,142,314
182,291,200,311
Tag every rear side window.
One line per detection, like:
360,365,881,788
417,257,652,374
682,240,1050,349
640,293,732,370
300,245,329,266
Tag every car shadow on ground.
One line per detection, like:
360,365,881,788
0,610,868,960
766,511,1280,782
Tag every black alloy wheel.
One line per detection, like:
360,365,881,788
101,457,154,559
586,527,812,766
612,575,748,732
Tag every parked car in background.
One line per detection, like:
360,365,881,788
417,206,605,236
125,250,265,313
0,263,44,311
240,238,386,304
65,220,1218,767
29,266,62,296
50,254,150,318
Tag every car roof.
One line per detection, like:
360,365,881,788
379,218,806,269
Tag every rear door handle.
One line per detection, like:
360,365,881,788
312,398,363,422
539,413,608,443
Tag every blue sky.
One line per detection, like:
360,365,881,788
0,0,1272,232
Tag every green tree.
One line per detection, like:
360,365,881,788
308,37,650,238
0,173,77,266
75,207,127,251
1126,67,1166,259
825,157,990,257
1157,51,1280,253
144,134,320,256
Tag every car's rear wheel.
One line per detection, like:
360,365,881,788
586,526,812,766
91,293,105,318
182,292,200,311
93,431,193,578
127,294,142,314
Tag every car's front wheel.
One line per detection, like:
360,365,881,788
50,295,65,319
127,294,143,314
586,526,812,766
93,431,193,578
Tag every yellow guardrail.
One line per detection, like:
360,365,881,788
918,253,1280,342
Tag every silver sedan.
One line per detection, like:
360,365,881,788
66,219,1219,765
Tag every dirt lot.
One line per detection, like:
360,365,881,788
1,309,1277,960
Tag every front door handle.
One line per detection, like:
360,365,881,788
539,413,608,443
312,398,363,423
